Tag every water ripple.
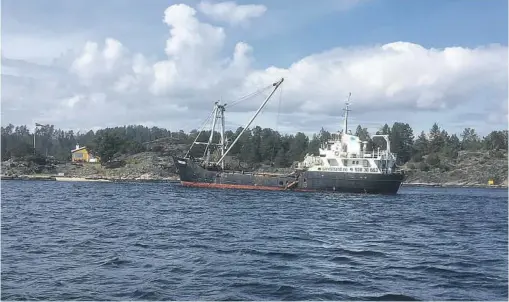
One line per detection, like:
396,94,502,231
1,182,507,300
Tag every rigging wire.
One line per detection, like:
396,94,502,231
275,84,283,134
226,84,273,108
270,84,284,164
184,109,215,158
186,80,281,160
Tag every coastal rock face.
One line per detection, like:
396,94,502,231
404,151,508,186
57,152,178,180
1,152,179,181
1,156,58,176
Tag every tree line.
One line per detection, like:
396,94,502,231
1,123,507,169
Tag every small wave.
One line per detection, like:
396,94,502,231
275,284,296,294
314,277,361,286
329,255,358,264
265,251,299,260
27,249,45,255
237,248,299,260
188,243,212,250
130,289,159,300
169,266,192,274
364,293,420,301
133,243,149,248
215,248,236,254
230,281,270,288
74,238,101,247
332,247,387,258
416,265,467,275
98,256,130,267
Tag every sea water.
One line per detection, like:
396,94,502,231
1,181,507,300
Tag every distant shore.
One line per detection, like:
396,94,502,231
2,174,506,189
1,175,180,183
400,182,507,189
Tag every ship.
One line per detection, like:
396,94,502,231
173,78,405,194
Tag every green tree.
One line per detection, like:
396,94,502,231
318,127,331,144
441,134,461,159
355,125,370,141
412,131,429,162
307,134,321,156
429,123,445,153
94,131,125,164
460,127,482,151
287,132,309,163
484,130,508,150
376,124,391,135
390,122,414,164
372,124,392,151
274,148,288,167
258,128,279,163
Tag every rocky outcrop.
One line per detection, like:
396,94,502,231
403,151,508,187
1,152,179,181
57,152,179,181
1,156,59,176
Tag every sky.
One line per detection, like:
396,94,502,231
1,0,508,137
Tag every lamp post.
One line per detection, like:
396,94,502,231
33,123,43,154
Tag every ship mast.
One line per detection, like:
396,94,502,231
202,102,227,167
218,102,226,169
343,92,351,134
185,101,227,167
184,78,284,168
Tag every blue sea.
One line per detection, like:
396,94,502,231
1,181,507,301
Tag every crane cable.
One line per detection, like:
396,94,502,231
184,109,215,158
226,84,273,108
270,84,284,164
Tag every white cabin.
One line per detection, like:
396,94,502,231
297,97,398,175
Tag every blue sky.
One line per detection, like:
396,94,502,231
4,0,506,64
1,0,508,137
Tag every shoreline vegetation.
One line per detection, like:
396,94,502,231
2,123,508,189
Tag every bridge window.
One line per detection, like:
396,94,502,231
328,159,339,166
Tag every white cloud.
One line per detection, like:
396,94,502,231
1,32,87,65
70,38,128,81
197,0,267,26
150,4,252,98
245,42,507,116
1,2,507,136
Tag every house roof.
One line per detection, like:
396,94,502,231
71,146,88,153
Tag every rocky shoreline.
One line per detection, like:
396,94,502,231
1,174,180,183
2,150,507,189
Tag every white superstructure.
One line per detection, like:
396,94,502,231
297,95,399,175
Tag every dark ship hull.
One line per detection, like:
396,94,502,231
173,157,404,194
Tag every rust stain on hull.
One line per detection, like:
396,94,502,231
181,181,315,192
